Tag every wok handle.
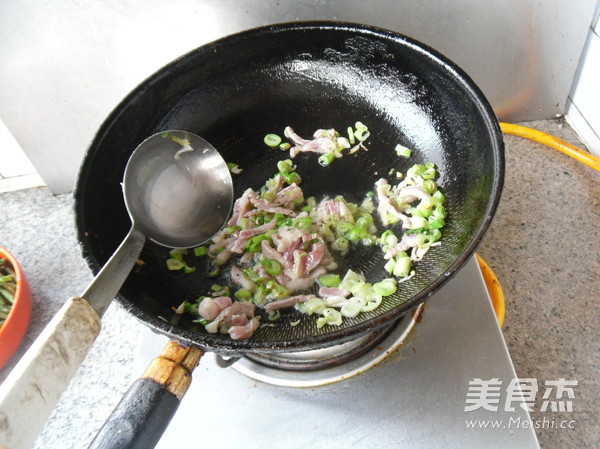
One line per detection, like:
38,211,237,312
0,297,101,449
88,341,204,449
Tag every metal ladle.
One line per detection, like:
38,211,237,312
82,130,234,315
0,130,233,449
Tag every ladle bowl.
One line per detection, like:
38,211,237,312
124,130,234,249
0,130,233,449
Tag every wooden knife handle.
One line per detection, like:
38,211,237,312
0,297,101,449
88,341,203,449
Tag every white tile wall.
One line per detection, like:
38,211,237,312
0,119,45,192
566,2,600,157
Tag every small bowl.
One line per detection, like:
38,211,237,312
0,246,32,370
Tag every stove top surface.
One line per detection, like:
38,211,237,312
134,257,540,448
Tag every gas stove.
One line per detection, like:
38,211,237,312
134,257,540,448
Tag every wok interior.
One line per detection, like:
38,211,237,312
75,23,503,353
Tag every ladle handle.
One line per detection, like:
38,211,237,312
82,226,146,316
0,228,146,449
0,297,101,449
88,341,204,449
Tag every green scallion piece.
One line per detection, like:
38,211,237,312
267,311,281,321
264,134,282,147
318,152,336,167
208,264,221,277
235,288,253,302
193,318,211,326
166,259,185,271
282,172,302,185
318,274,341,288
169,249,187,261
423,179,437,194
347,126,356,144
262,259,283,276
277,159,296,174
373,278,397,296
429,216,446,229
193,246,208,257
227,162,243,174
395,144,412,158
332,237,349,252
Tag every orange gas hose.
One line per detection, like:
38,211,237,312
476,254,506,328
499,122,600,172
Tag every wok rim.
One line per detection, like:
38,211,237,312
75,20,505,354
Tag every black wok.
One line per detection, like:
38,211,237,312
75,21,503,447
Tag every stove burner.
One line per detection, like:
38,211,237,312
231,303,425,387
244,321,397,371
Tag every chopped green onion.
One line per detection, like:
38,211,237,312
332,237,349,252
183,265,196,274
169,249,187,261
267,311,281,321
340,301,363,318
277,159,296,174
340,269,365,290
373,278,397,296
245,233,271,253
318,274,341,288
431,190,446,205
347,126,356,144
318,152,336,167
301,297,327,315
433,204,447,219
361,292,383,312
265,280,289,300
279,142,292,151
193,318,211,326
384,258,396,274
264,134,282,147
428,216,446,229
208,264,220,277
281,172,302,185
243,268,262,283
395,144,412,158
234,288,253,302
171,135,190,147
291,216,313,230
408,217,429,231
262,258,283,275
227,162,243,174
193,246,208,257
188,302,200,316
422,179,437,194
392,256,412,278
353,122,370,142
166,259,185,270
253,286,268,306
316,308,343,328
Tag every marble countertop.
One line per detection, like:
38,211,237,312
0,119,598,449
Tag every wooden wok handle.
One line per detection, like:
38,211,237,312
88,341,204,449
0,297,101,449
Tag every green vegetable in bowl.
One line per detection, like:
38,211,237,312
0,259,16,328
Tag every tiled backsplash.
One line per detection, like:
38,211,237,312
567,2,600,157
0,119,45,192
